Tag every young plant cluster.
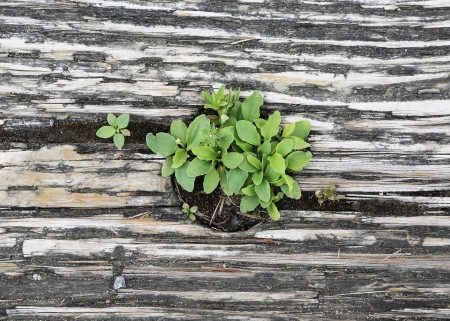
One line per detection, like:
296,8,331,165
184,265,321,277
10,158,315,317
96,114,130,149
146,86,312,220
315,185,345,206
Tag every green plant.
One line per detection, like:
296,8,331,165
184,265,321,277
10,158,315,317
315,185,345,206
182,203,198,221
146,85,313,221
96,114,130,149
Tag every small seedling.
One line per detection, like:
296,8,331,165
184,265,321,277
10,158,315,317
96,114,130,149
182,203,198,221
315,185,345,206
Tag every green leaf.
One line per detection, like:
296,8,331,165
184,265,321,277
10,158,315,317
254,118,266,129
267,153,286,174
226,168,248,194
275,139,294,156
265,165,281,182
96,126,116,139
252,170,263,185
189,213,196,221
202,91,215,107
161,156,175,177
116,114,130,129
255,178,270,203
107,114,117,127
175,161,195,192
172,148,188,168
247,154,262,170
282,123,295,138
267,202,280,221
236,120,261,146
203,168,220,194
239,152,258,173
113,133,125,149
121,129,131,136
241,184,256,196
286,151,312,171
257,140,271,155
146,133,178,157
281,180,301,199
192,146,218,161
240,195,260,213
291,137,310,150
283,174,295,191
187,157,213,177
186,115,210,150
218,167,232,196
261,111,281,139
170,119,187,145
241,91,263,121
291,120,311,139
222,152,244,169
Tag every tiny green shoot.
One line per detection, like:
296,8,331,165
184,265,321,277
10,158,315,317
96,114,130,149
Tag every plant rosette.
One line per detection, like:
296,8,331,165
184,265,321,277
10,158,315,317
146,86,312,229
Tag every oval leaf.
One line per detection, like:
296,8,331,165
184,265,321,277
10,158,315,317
291,136,310,150
247,154,262,170
281,180,301,199
226,168,248,194
203,168,220,194
96,126,116,139
291,120,311,139
282,123,295,138
161,156,175,177
222,152,244,169
146,133,178,157
252,170,263,185
187,157,213,177
257,140,271,155
255,179,271,203
218,167,232,196
186,115,210,150
267,153,286,174
192,146,218,161
172,148,188,168
261,111,281,140
276,139,294,156
236,120,261,146
241,91,263,121
239,152,258,173
170,119,187,145
286,151,312,171
107,114,117,127
267,202,280,221
175,161,195,192
113,133,125,149
241,184,256,196
116,114,130,129
240,195,260,213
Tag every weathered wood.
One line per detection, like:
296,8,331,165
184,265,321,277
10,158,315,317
1,0,449,320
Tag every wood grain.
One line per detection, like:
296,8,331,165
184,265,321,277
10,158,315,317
0,0,449,320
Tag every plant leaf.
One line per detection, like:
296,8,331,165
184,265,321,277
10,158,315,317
241,91,263,121
252,170,263,185
255,178,270,203
121,129,131,136
286,151,312,171
282,123,295,138
264,165,281,182
241,184,256,196
187,157,213,177
186,115,210,150
226,168,248,194
261,111,281,139
203,168,220,194
267,153,286,174
161,156,175,177
239,152,258,173
146,133,178,157
267,202,280,221
113,133,125,149
172,148,188,168
116,114,130,129
240,195,260,213
222,152,244,169
281,180,301,199
96,126,116,138
170,119,187,145
291,120,311,139
291,136,310,150
107,114,117,127
247,154,262,170
175,161,195,192
276,139,294,156
236,120,261,146
257,140,271,155
192,146,218,161
254,118,266,129
218,167,232,196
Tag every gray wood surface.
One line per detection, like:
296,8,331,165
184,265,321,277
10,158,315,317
0,0,449,320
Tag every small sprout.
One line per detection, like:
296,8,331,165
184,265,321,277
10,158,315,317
182,203,197,221
315,185,345,206
96,114,130,149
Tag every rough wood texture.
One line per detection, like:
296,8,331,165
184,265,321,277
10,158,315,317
0,0,449,320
